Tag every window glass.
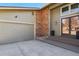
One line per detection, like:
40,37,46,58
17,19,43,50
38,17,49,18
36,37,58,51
71,3,79,9
62,6,69,12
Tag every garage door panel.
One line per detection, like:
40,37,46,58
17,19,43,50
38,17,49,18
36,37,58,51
0,22,34,44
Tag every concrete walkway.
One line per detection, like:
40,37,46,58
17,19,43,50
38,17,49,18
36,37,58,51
0,40,79,56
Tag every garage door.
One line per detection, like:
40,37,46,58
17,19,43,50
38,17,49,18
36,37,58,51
0,11,35,44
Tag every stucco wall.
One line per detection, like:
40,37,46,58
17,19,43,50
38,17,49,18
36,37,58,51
36,8,49,37
0,10,35,44
0,11,35,23
50,7,61,36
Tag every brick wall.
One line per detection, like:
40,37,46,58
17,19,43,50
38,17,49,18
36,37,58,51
36,8,49,37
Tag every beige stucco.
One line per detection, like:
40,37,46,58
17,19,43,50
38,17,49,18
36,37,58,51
0,11,35,23
0,10,35,44
50,7,61,36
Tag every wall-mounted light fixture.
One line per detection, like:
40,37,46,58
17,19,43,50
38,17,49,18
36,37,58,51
15,16,18,18
32,11,34,15
56,20,60,25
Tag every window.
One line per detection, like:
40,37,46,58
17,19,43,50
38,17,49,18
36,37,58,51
71,3,79,9
62,6,69,12
61,4,79,16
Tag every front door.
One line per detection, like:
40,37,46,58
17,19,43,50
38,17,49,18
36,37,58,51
61,16,79,36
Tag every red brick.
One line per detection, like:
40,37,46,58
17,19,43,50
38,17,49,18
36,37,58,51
36,8,49,37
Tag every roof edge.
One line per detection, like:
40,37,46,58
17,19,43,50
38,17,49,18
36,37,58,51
0,3,65,10
0,6,40,10
40,3,52,9
0,3,52,10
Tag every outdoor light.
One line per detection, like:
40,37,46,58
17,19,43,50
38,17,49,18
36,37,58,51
15,16,18,18
56,20,60,24
32,11,34,15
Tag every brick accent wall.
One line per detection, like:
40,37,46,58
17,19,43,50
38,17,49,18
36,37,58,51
36,8,49,37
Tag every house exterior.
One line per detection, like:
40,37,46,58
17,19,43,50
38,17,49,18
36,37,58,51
36,3,79,38
0,3,79,44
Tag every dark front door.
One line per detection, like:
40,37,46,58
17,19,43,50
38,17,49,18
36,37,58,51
61,16,79,36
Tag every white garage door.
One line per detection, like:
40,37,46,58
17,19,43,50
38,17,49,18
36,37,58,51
0,11,35,44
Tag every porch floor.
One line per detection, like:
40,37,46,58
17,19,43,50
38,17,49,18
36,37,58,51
37,36,79,53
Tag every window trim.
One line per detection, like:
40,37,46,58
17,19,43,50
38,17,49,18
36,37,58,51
60,3,79,16
71,3,79,10
60,4,70,16
62,6,69,13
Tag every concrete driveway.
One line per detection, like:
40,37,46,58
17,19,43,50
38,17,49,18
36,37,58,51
0,40,79,56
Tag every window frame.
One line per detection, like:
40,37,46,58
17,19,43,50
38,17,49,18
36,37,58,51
71,3,79,10
60,4,70,16
60,3,79,16
62,6,69,13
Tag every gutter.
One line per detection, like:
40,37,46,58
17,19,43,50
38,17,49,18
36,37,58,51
0,3,65,10
0,6,40,10
0,3,52,10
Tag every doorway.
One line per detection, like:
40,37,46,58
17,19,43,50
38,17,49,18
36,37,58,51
61,15,79,37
